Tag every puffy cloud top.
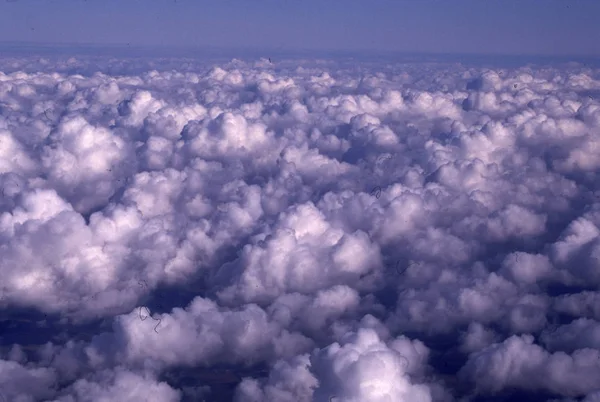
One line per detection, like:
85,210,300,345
0,54,599,401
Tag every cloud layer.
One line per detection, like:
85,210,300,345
1,53,600,401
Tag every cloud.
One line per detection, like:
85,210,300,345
235,327,437,402
0,53,599,400
459,334,600,397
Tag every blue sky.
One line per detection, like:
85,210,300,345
1,0,599,56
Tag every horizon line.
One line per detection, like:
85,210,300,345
0,41,599,60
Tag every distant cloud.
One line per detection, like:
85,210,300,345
0,53,599,401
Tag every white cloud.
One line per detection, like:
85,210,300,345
0,53,599,401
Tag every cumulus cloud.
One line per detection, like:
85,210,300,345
0,52,600,401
